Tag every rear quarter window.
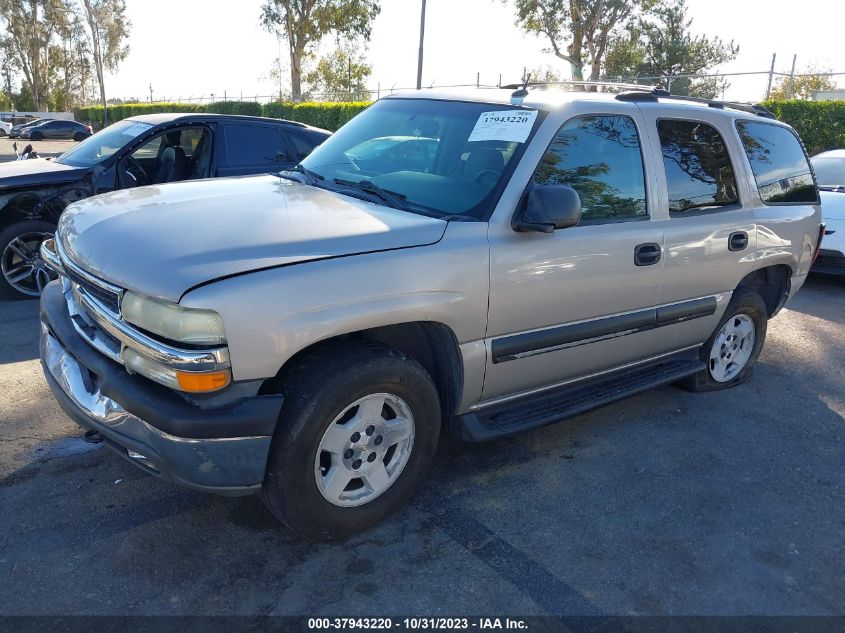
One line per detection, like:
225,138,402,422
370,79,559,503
735,121,818,204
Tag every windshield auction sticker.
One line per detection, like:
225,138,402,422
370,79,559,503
468,110,538,143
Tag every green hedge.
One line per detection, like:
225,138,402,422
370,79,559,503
76,102,203,127
262,101,371,131
763,99,845,155
75,100,371,132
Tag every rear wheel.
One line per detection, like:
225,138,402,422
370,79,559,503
262,341,441,540
73,132,85,142
30,131,43,141
680,289,767,392
0,220,57,299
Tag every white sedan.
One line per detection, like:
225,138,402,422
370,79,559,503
811,150,845,275
0,119,12,137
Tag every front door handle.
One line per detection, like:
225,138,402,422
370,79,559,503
729,231,749,251
634,242,662,266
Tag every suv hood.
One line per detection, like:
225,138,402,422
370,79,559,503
0,157,89,188
58,175,448,302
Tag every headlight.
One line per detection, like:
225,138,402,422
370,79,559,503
121,291,226,345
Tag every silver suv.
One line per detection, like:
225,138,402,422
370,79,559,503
39,86,823,539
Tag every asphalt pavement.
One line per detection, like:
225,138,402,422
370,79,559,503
0,275,843,616
0,138,76,162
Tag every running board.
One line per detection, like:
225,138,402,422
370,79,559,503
453,353,705,442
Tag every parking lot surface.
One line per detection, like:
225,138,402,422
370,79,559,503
0,138,76,162
0,276,843,616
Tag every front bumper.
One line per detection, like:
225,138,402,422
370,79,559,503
812,249,845,276
40,282,283,496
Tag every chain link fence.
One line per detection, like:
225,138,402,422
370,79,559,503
95,69,844,107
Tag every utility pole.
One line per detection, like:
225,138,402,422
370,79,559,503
788,54,797,99
149,83,153,103
765,53,777,100
416,0,426,90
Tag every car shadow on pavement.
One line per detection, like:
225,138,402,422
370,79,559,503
0,298,41,364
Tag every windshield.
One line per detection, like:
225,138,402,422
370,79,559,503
299,98,543,218
811,156,845,187
55,119,153,167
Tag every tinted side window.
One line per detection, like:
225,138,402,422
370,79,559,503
533,115,648,222
657,119,739,213
736,121,817,204
288,132,316,161
223,124,286,167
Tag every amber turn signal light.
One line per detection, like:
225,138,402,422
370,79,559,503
175,370,231,393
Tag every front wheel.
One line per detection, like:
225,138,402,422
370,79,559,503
0,220,57,299
262,341,441,540
679,289,768,392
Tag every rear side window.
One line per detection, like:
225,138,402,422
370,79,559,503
657,119,739,213
736,121,818,204
533,115,648,222
223,124,286,167
288,132,317,161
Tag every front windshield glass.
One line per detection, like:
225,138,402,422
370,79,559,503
300,98,544,218
55,119,153,167
811,157,845,187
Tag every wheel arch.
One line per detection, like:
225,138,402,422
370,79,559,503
736,264,792,317
259,320,464,419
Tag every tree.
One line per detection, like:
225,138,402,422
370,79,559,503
603,0,739,98
260,0,380,103
78,0,130,124
511,0,651,86
525,64,563,83
305,46,371,101
769,65,838,100
0,0,72,111
49,10,91,110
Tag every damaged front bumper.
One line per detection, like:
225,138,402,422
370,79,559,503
39,281,283,496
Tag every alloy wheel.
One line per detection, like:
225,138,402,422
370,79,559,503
314,392,415,507
1,231,56,297
708,313,756,382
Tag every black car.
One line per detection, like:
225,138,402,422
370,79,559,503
9,118,51,139
20,119,93,141
0,113,331,298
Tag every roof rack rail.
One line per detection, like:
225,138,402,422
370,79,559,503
615,87,776,119
501,79,658,91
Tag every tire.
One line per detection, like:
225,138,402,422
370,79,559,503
0,129,6,137
262,341,441,540
30,132,43,141
679,289,768,392
73,132,85,142
0,220,57,300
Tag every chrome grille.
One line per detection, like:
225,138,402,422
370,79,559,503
63,265,121,314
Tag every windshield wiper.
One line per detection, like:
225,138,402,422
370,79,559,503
333,178,411,211
279,163,324,185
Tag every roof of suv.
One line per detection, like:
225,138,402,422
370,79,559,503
386,86,784,124
123,112,328,133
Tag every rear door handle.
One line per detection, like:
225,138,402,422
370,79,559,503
634,242,662,266
729,231,749,251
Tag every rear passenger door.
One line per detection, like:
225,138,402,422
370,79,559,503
217,123,293,176
484,110,664,403
636,108,758,356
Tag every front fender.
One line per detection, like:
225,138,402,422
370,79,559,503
180,222,491,382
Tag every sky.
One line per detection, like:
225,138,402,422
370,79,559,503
104,0,845,103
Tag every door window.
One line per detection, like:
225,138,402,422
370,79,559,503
224,124,287,167
532,115,648,223
735,121,817,204
657,119,739,213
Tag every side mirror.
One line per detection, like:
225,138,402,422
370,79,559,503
512,184,582,233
